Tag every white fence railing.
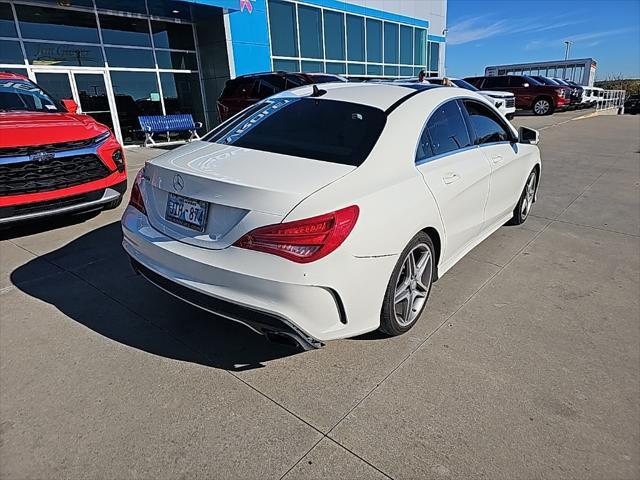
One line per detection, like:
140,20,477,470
597,90,626,112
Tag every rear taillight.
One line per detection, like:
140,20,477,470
233,205,359,263
128,169,146,214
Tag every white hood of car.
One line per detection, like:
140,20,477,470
479,90,514,99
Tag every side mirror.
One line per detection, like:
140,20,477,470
522,82,530,87
61,99,78,113
518,126,539,145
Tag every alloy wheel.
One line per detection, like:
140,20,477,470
393,243,433,327
534,100,550,115
520,172,537,218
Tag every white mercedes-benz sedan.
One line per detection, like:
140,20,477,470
122,83,541,349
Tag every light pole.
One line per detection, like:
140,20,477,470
564,40,573,60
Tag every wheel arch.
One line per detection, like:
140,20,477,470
531,94,554,109
420,226,442,281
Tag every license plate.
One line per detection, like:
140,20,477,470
165,193,209,232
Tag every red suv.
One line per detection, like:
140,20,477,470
464,75,570,115
217,71,347,122
0,73,126,225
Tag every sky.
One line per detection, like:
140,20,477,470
444,0,640,80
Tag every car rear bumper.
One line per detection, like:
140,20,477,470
121,206,395,345
0,179,126,224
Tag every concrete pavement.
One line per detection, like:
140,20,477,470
1,113,638,479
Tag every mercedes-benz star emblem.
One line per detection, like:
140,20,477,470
173,174,184,192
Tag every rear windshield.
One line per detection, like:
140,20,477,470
203,97,386,166
0,79,61,113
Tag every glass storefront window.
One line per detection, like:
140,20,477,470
366,19,382,63
96,0,147,15
0,3,17,37
400,26,412,65
298,5,323,59
151,21,195,51
25,42,104,67
414,29,426,65
160,72,204,139
1,67,28,76
428,41,439,72
384,65,398,76
105,47,155,68
384,23,398,64
273,58,299,72
35,0,94,8
367,64,382,76
0,40,23,64
268,0,298,57
346,15,364,62
34,72,73,101
16,5,99,43
99,14,152,47
110,71,162,145
400,66,413,76
155,50,197,70
348,63,365,75
301,60,323,73
147,0,191,20
326,62,345,74
324,10,345,61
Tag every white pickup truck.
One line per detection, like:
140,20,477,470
396,77,516,119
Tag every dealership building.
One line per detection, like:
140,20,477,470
0,0,447,145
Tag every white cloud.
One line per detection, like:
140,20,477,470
525,27,638,50
446,15,588,45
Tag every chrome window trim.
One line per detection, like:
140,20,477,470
415,144,479,166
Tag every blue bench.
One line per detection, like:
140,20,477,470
138,114,203,147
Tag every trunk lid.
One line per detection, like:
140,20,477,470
143,141,355,249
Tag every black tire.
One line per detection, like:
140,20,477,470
380,232,435,336
532,97,554,116
508,169,537,225
103,195,123,211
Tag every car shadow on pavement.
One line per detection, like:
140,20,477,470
0,210,101,240
11,221,302,371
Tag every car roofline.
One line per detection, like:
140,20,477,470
384,84,443,115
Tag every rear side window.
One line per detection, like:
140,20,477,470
204,97,386,166
220,78,255,98
509,76,528,87
416,100,471,160
252,75,286,99
463,100,512,145
284,74,306,89
483,76,509,88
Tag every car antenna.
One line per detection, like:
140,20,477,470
311,84,327,97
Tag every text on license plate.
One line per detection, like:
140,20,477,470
165,193,209,231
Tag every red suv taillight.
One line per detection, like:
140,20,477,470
128,169,146,214
233,205,359,263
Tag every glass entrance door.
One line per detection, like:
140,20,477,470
73,72,114,131
33,70,119,139
33,72,74,103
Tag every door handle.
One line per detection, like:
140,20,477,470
491,155,504,164
442,172,460,184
